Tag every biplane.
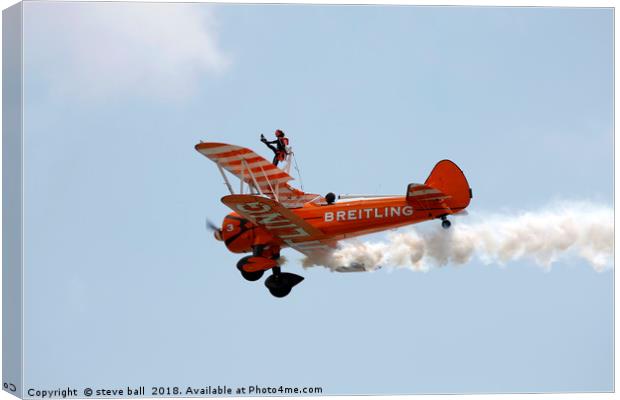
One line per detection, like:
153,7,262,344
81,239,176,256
195,141,472,298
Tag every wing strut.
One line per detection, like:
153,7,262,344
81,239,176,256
196,142,326,208
239,162,245,194
258,164,278,202
241,159,264,196
216,162,234,195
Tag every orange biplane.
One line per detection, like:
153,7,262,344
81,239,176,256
195,141,472,297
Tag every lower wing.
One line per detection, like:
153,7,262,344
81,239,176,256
221,194,367,272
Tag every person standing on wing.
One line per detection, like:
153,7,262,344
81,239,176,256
260,129,289,166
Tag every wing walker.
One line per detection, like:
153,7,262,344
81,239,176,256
196,132,472,298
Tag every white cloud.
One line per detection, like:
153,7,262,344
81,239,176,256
26,2,230,100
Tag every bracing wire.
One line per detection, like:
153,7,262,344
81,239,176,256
292,152,304,191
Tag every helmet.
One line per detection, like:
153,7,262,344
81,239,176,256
275,129,285,137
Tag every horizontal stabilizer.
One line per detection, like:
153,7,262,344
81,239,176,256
406,183,451,212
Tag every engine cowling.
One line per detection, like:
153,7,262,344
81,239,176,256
220,213,254,253
220,213,272,254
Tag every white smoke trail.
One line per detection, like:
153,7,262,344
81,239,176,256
303,202,613,272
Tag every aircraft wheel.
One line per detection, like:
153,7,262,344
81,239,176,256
240,269,264,281
267,285,292,298
442,219,451,229
264,272,304,298
237,255,265,281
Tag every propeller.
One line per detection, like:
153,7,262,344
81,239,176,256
205,218,219,232
205,217,223,241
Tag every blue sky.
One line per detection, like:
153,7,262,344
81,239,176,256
20,2,612,395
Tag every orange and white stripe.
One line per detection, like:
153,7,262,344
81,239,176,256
406,183,451,209
196,142,293,183
195,142,324,208
407,183,450,201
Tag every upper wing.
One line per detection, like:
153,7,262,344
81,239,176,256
196,142,294,188
196,142,324,208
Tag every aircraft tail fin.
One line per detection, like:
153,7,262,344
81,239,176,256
423,160,472,211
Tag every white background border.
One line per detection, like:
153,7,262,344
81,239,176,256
0,0,615,399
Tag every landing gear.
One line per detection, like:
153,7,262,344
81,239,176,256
236,247,305,297
440,215,451,229
237,256,265,281
264,267,304,298
241,269,264,281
